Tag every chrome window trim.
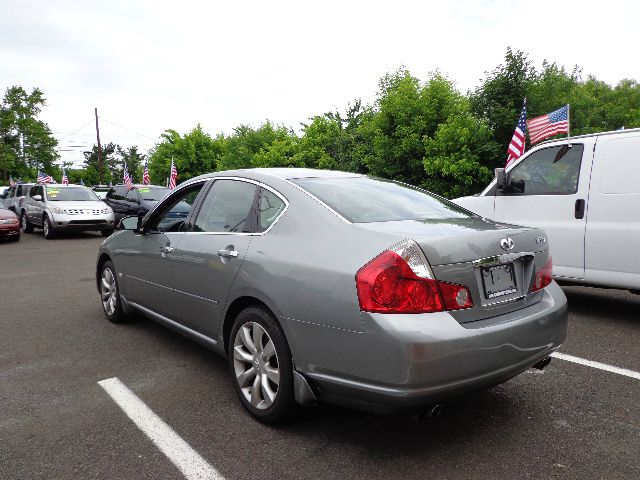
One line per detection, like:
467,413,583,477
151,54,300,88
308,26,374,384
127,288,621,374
255,171,352,224
185,176,290,237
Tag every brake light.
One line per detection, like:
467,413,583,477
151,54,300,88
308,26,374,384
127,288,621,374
532,257,553,292
356,240,473,314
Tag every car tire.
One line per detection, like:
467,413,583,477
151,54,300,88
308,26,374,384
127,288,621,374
13,233,20,242
43,214,55,239
101,229,114,237
99,260,126,323
21,212,34,233
229,306,296,424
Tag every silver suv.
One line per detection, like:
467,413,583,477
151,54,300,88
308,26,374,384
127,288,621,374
21,184,116,239
1,183,35,214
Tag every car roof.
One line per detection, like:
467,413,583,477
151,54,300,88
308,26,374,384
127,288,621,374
112,184,166,188
246,168,362,180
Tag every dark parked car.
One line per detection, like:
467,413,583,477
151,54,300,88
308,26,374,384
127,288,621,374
104,185,170,223
97,169,568,424
0,206,20,241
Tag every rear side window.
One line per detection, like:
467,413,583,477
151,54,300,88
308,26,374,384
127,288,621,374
256,188,286,232
292,176,472,223
193,180,257,233
506,144,584,195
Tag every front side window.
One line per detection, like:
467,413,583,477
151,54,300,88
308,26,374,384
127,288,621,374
193,180,257,233
30,186,43,198
257,188,286,232
505,144,584,195
148,182,205,232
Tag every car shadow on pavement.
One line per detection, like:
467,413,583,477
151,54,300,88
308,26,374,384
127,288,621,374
561,285,640,322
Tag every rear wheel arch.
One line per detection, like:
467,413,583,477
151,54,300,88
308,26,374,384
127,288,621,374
222,296,286,357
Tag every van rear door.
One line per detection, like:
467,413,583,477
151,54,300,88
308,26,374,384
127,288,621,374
584,132,640,289
493,139,595,280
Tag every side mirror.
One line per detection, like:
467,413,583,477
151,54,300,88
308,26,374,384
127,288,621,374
33,194,43,201
495,168,507,191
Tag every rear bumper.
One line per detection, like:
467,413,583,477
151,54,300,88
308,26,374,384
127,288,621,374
0,225,20,237
298,282,568,413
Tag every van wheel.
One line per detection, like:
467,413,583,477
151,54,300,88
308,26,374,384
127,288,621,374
21,212,34,233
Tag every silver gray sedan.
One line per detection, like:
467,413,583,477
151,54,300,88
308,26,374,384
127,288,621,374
96,168,567,423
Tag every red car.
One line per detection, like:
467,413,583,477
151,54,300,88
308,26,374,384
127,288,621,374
0,207,20,241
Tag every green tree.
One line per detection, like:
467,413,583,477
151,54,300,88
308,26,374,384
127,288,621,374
423,113,498,197
148,124,222,186
0,86,59,182
470,48,535,150
361,70,466,186
83,142,118,185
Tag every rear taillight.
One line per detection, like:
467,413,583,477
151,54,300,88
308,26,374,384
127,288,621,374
356,239,473,314
532,257,553,292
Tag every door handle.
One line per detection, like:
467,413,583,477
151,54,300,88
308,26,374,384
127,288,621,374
218,249,239,258
574,199,586,219
160,246,174,254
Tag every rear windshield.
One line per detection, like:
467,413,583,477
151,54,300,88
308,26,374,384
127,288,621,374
46,187,99,202
137,187,169,201
292,177,473,223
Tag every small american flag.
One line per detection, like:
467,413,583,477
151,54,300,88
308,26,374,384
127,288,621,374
527,105,569,145
61,169,69,185
37,170,54,184
506,99,527,168
9,176,16,187
169,158,178,190
123,162,133,190
142,161,150,185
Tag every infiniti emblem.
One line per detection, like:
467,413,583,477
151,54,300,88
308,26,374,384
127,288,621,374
500,237,514,251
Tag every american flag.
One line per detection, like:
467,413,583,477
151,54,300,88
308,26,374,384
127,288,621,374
37,170,54,184
61,169,69,185
506,99,527,168
527,105,569,145
123,162,133,190
142,161,150,185
169,158,178,190
9,175,16,187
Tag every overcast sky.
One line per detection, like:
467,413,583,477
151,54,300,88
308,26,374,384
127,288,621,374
2,0,638,167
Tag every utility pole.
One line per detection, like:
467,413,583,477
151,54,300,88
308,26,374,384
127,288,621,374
95,107,103,185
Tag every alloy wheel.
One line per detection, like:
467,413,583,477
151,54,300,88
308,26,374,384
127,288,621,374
233,322,280,410
21,215,27,230
100,267,117,316
43,219,49,236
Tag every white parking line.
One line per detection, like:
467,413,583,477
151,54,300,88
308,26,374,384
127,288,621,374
551,352,640,381
98,377,224,480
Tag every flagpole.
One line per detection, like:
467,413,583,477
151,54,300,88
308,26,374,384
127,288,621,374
567,104,571,147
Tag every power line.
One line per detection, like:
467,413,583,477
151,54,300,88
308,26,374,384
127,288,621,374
101,118,158,142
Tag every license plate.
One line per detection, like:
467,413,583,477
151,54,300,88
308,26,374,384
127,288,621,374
481,263,517,300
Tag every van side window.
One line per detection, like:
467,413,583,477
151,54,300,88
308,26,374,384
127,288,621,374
503,144,584,195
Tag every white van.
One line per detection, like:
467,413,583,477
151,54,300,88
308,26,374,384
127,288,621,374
453,128,640,292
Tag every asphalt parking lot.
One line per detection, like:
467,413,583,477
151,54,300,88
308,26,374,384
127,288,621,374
1,232,639,479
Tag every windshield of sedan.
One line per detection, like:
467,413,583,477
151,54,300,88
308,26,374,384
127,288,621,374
137,187,169,201
46,187,99,202
292,176,474,223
